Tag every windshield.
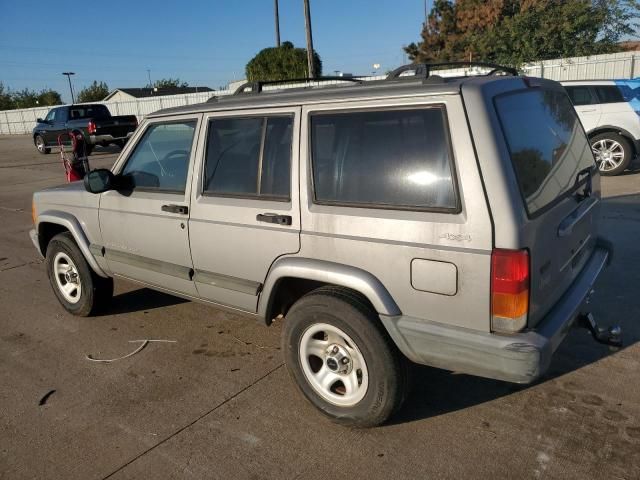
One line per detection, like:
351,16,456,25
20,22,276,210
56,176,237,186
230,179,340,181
495,88,596,216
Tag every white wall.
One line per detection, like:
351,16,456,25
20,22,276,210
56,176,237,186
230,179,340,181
2,51,638,135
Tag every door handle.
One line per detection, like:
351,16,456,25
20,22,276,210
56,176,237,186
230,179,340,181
162,204,189,215
581,109,597,113
256,213,292,225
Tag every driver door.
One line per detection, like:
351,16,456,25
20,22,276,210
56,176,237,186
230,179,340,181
98,114,202,297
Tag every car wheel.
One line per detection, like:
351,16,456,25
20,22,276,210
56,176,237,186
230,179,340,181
591,133,632,176
282,286,409,428
45,232,113,316
34,135,50,154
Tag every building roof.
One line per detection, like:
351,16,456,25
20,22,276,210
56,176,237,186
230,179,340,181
103,86,213,101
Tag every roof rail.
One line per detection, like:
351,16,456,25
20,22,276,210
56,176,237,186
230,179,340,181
232,76,364,95
386,62,518,80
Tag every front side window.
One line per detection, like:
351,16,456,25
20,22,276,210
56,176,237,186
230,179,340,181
121,121,197,192
310,107,457,211
565,86,594,106
45,109,56,122
204,115,292,199
495,89,595,216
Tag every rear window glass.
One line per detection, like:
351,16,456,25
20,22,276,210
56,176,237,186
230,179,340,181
68,105,110,119
495,89,595,216
310,107,457,211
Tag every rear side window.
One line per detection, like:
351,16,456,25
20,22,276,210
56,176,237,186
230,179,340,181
204,116,292,199
495,89,595,216
310,107,457,211
594,86,624,104
565,86,595,106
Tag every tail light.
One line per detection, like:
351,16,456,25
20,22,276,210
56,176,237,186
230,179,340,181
491,249,529,333
87,120,96,134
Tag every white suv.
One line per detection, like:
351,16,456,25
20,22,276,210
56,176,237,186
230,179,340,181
563,80,640,175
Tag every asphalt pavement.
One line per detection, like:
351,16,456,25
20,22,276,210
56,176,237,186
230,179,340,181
0,134,639,479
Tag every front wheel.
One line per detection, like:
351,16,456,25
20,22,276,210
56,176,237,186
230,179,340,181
45,232,113,316
34,135,50,154
591,133,632,176
282,287,409,428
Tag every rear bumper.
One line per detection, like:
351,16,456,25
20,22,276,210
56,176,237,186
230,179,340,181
89,131,134,145
380,239,612,384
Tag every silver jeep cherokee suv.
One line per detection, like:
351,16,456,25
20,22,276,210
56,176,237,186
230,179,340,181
30,63,618,427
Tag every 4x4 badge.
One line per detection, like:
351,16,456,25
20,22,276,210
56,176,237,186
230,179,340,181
440,233,471,242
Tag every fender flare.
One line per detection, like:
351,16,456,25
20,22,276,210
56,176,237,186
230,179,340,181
37,210,108,278
258,257,401,320
587,125,638,151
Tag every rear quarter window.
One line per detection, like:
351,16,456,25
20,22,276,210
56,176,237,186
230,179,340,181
310,107,458,211
495,88,595,216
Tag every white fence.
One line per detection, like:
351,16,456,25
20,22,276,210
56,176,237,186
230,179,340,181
1,51,638,135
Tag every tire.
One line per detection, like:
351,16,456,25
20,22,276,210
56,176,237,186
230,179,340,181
34,135,50,154
282,286,409,428
590,132,632,176
45,232,113,316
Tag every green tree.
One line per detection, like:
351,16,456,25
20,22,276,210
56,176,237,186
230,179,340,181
405,0,640,66
77,81,109,103
0,83,14,110
147,78,189,88
245,41,322,81
37,89,62,106
12,88,39,108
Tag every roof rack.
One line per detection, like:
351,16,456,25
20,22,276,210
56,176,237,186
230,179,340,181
386,62,518,80
231,76,364,96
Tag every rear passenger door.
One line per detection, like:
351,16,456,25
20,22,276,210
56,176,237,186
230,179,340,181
565,85,601,132
188,107,301,312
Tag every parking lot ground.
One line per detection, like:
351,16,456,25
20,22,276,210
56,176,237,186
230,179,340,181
0,134,639,479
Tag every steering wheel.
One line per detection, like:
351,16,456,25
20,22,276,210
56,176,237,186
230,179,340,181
158,150,189,177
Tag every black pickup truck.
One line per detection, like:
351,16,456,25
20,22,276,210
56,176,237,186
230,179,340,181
33,104,138,155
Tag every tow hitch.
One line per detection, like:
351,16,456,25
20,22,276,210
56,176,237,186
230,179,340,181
577,313,623,348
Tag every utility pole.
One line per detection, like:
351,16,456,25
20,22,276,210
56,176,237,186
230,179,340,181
147,69,152,88
303,0,316,78
62,72,75,104
274,0,281,47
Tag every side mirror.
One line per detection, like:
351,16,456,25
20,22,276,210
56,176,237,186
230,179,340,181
36,118,45,124
84,169,114,194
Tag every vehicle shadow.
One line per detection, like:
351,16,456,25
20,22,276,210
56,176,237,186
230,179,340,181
98,288,187,316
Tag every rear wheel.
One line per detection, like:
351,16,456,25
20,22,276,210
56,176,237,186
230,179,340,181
282,287,409,427
591,133,632,176
45,232,113,316
34,135,50,154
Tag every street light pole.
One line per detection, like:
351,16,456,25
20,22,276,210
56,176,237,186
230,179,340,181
62,72,75,104
303,0,315,78
274,0,281,47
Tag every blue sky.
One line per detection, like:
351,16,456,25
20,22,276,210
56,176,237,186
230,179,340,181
0,0,428,102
